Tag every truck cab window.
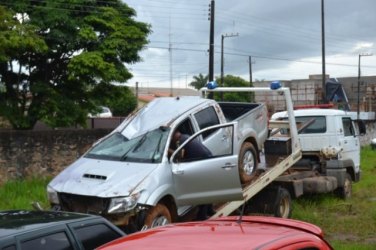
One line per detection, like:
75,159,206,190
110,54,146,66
278,116,326,134
342,117,354,136
194,106,220,139
177,118,195,136
173,124,234,163
296,116,326,134
169,119,195,158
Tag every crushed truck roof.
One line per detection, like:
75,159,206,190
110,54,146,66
119,96,212,139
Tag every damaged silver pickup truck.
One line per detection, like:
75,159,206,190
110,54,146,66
47,94,268,232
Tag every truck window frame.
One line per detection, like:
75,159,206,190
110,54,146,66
295,116,326,134
172,123,234,163
278,116,326,135
342,117,355,136
176,118,195,136
194,106,220,139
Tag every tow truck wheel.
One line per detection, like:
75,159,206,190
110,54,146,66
143,203,172,230
273,188,292,218
239,142,258,184
335,173,352,199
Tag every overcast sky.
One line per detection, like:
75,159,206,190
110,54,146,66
123,0,376,89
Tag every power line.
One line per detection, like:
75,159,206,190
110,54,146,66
216,7,365,46
3,0,363,54
127,2,207,11
217,14,358,52
150,40,208,46
1,1,207,20
144,46,376,69
132,0,208,8
215,8,371,53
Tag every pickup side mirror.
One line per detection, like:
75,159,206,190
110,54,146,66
357,120,366,136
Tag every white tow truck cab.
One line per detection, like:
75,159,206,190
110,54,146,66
211,103,365,220
214,102,365,221
267,108,365,200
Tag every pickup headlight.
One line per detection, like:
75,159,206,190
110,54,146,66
47,185,59,204
107,194,139,214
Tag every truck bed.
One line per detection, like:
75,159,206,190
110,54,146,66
218,102,261,122
219,102,268,150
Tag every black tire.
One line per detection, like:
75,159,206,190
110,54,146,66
273,188,292,218
239,142,258,184
335,173,352,199
143,203,172,229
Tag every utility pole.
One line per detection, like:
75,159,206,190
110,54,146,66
321,0,326,103
220,33,238,87
169,16,173,97
135,81,139,108
249,56,255,102
208,0,215,98
248,56,255,86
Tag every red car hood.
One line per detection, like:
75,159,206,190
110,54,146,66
98,216,332,250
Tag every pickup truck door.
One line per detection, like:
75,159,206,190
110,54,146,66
171,123,243,206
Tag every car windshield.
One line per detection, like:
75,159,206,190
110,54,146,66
85,127,171,163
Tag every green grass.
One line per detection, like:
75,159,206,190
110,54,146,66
0,177,51,210
291,146,376,249
1,147,376,249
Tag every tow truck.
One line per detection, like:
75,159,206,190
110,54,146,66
203,85,365,220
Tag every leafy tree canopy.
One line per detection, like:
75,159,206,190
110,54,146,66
189,73,208,90
213,75,254,102
91,84,137,117
0,1,150,129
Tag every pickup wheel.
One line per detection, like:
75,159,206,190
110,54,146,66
143,203,172,229
335,173,352,199
239,142,258,184
273,188,292,218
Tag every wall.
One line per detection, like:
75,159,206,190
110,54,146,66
0,129,111,185
253,79,322,112
361,121,376,146
253,76,376,114
338,76,376,113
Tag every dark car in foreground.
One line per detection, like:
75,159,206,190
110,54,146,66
98,216,333,250
0,210,125,250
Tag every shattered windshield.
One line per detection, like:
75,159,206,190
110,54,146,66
85,127,171,163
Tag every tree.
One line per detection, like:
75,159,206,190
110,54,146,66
189,73,208,90
0,1,150,129
109,88,137,117
213,75,254,102
91,84,137,117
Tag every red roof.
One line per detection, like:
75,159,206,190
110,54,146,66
138,91,172,103
138,94,156,102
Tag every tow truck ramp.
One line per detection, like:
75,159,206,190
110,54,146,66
211,148,302,218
